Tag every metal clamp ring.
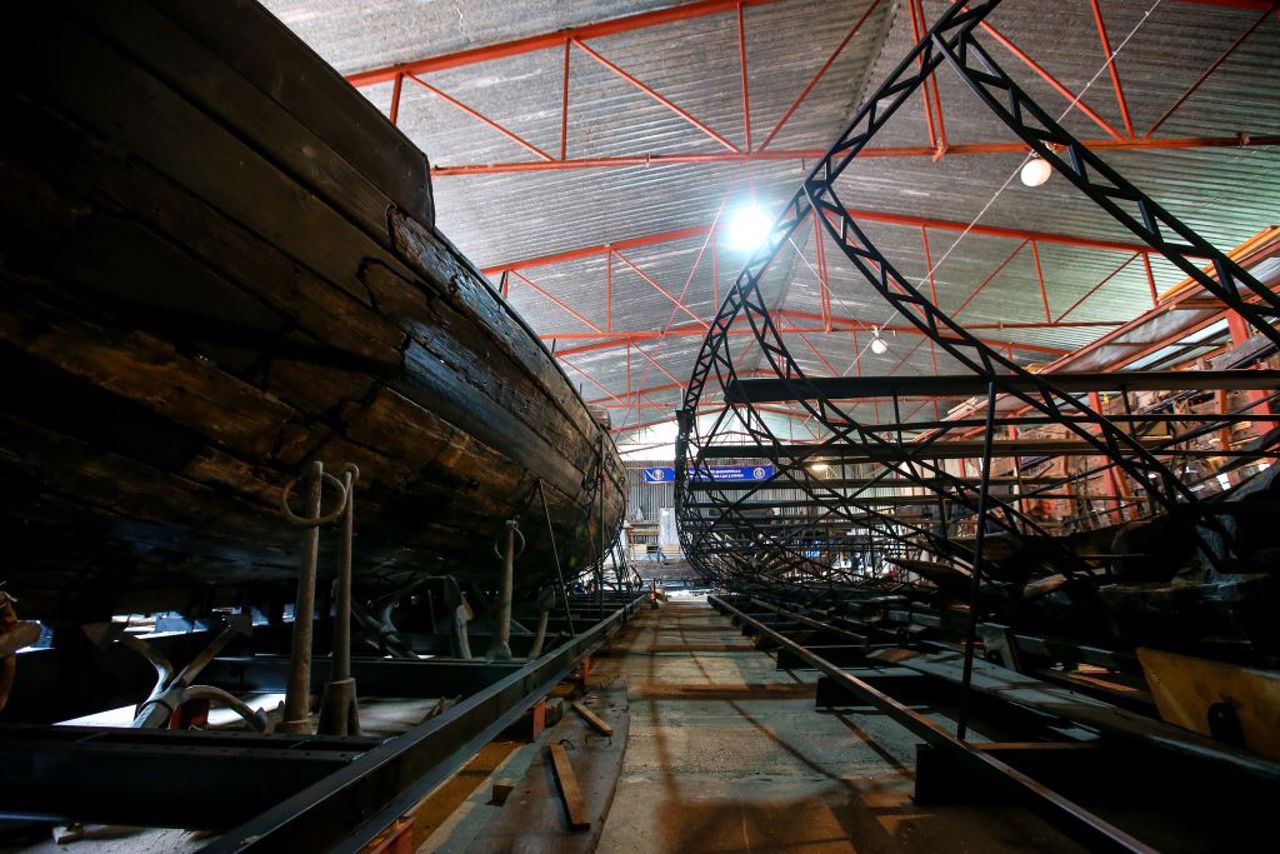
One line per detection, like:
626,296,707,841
135,695,177,718
279,471,349,527
493,522,527,560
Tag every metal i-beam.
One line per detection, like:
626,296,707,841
697,438,1214,461
0,728,376,830
202,595,645,853
726,370,1280,403
686,475,1060,491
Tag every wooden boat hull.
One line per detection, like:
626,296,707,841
0,0,625,621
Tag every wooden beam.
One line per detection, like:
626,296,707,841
548,743,592,831
570,700,615,737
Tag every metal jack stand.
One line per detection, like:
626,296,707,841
320,464,361,737
488,520,525,662
527,586,558,660
280,461,349,735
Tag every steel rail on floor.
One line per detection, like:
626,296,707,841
200,591,646,853
707,593,1154,854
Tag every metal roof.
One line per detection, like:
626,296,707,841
263,0,1280,452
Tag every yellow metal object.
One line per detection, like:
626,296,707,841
1138,647,1280,761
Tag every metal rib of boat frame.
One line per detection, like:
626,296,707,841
675,0,1279,587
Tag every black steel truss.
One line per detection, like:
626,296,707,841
675,0,1280,587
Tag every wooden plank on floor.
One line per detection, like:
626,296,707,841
468,683,629,852
570,700,614,737
549,744,591,832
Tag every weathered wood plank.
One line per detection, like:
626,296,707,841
570,701,615,737
148,0,434,227
548,743,591,832
0,1,625,618
80,0,415,248
0,303,300,462
387,213,604,445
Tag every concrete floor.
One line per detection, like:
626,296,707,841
592,601,1083,854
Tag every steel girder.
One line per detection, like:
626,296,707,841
675,0,1279,587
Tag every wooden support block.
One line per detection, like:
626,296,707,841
503,697,548,742
529,698,547,740
365,817,414,854
570,700,614,737
490,782,516,806
548,744,591,832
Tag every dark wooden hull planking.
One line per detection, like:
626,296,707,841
0,0,626,621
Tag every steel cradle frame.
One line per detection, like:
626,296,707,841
675,0,1280,588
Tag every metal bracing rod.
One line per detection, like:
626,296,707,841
683,453,965,584
689,503,932,581
709,380,1053,576
681,457,918,583
700,440,1274,461
689,425,1010,569
537,479,577,636
684,467,935,587
957,381,997,741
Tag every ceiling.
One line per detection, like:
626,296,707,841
262,0,1280,456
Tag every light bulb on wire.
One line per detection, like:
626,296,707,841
1020,152,1052,187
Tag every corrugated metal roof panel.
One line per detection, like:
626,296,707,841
264,0,1280,441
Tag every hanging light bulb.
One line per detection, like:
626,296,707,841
869,329,889,355
725,202,773,252
1020,152,1052,187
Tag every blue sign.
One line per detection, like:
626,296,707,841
643,465,774,484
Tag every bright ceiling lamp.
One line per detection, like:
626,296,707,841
1020,152,1052,187
869,329,889,354
809,462,830,473
724,202,773,252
